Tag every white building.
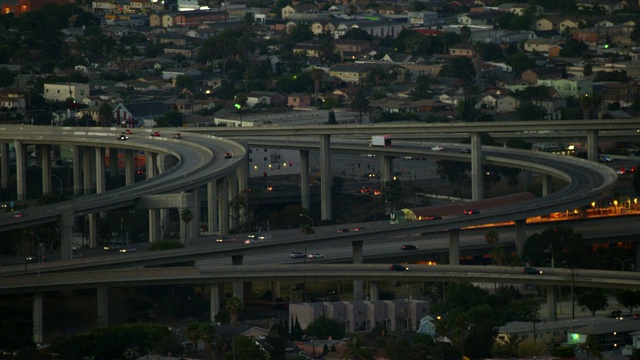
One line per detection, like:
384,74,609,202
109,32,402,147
43,83,90,103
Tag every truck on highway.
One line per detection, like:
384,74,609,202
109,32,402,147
370,135,392,147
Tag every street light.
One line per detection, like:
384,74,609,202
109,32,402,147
614,257,632,271
544,245,554,268
299,213,313,228
52,175,62,194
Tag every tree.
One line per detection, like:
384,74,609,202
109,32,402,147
305,316,346,340
242,12,255,26
341,28,372,41
327,110,337,124
615,290,640,316
578,335,603,360
514,102,548,121
351,87,369,123
288,21,313,43
226,296,244,360
341,337,374,360
578,289,608,316
180,208,193,243
226,335,268,360
97,103,113,127
484,228,499,246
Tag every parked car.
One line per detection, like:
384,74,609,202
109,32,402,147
402,244,417,251
390,264,409,271
522,267,542,275
464,209,480,215
307,252,324,259
290,251,306,259
431,145,444,151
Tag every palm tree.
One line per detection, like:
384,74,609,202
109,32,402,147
340,337,374,360
310,68,324,108
484,228,499,246
180,208,193,243
226,296,244,360
351,88,369,124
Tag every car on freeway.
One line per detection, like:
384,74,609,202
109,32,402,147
358,187,371,194
172,133,182,139
123,129,133,135
373,189,381,195
426,215,442,220
216,236,236,243
431,145,444,151
464,209,480,215
616,168,626,175
290,251,306,259
103,244,122,251
150,131,161,137
224,152,233,159
336,228,350,233
307,252,324,259
599,155,612,162
390,264,409,271
460,149,471,154
401,244,417,251
117,134,129,141
119,247,137,253
522,267,542,275
244,238,262,244
350,227,365,231
257,234,272,240
13,212,27,218
25,252,45,262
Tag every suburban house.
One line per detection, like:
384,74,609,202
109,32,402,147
524,38,564,54
536,78,593,98
449,43,475,57
287,93,312,108
281,4,318,19
245,91,287,107
112,101,171,127
43,83,90,103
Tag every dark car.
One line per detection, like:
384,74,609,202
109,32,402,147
390,264,409,271
25,252,45,262
224,152,233,159
464,209,480,215
426,215,442,220
522,267,542,275
401,244,417,251
117,134,129,141
103,244,122,251
336,228,350,233
460,149,471,154
172,133,182,139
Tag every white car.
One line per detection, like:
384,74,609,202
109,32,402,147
431,145,444,151
257,234,272,240
307,252,324,259
290,251,305,258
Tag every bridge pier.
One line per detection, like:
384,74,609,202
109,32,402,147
0,142,8,189
217,177,229,235
210,284,221,322
515,219,526,256
207,181,217,235
39,145,51,195
587,129,599,163
33,293,43,344
15,140,25,200
542,175,552,196
319,134,332,221
448,229,460,265
95,147,105,194
227,171,238,230
470,132,483,201
59,212,73,260
82,147,93,195
546,286,557,321
352,240,364,301
369,281,379,301
124,149,135,186
97,286,109,327
72,145,81,195
88,213,98,248
109,148,118,177
381,156,393,214
299,150,310,210
147,152,159,243
232,255,244,302
237,151,249,228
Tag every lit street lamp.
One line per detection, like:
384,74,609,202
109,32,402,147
299,213,313,229
614,257,632,271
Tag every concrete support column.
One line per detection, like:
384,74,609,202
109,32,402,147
542,175,552,196
232,255,244,302
352,240,364,301
546,286,557,321
587,129,599,163
33,293,43,344
97,287,109,327
124,150,135,186
82,147,93,195
58,212,73,260
237,154,249,227
319,134,332,221
147,152,159,242
146,151,157,177
157,155,170,229
95,147,105,194
72,146,81,195
217,177,229,235
448,229,460,265
109,148,118,177
272,281,281,300
210,284,221,323
380,155,393,185
515,219,526,256
227,172,239,230
40,145,52,195
0,142,8,188
369,281,379,301
299,150,310,210
88,213,98,248
14,140,25,200
470,132,483,201
207,181,218,235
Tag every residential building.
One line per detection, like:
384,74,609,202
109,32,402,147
245,91,287,107
289,300,430,333
43,83,90,103
536,78,592,98
449,43,475,57
112,101,171,128
524,38,564,54
281,4,318,19
287,93,312,108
